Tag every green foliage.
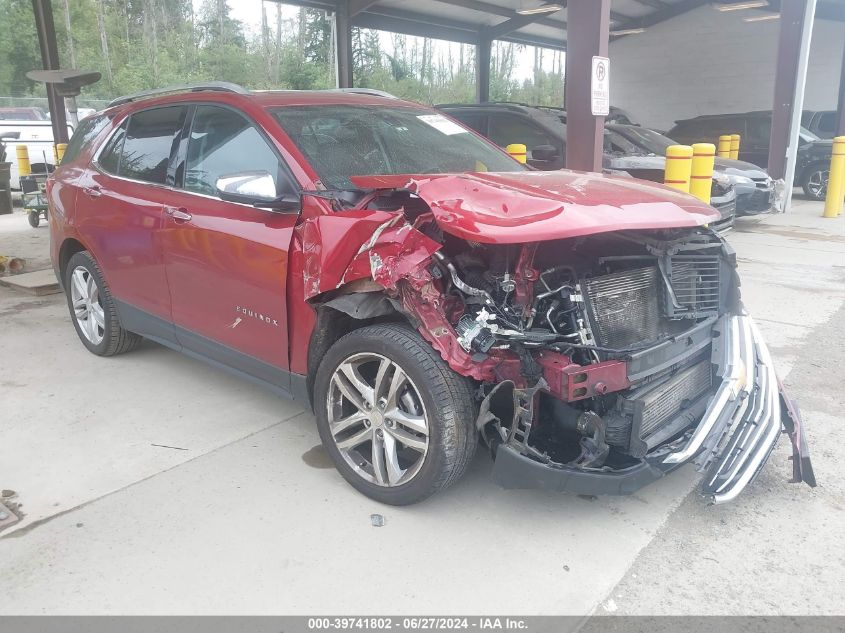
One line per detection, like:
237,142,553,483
0,0,564,109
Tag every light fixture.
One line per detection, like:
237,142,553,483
715,1,768,11
516,3,563,15
610,27,646,36
743,13,779,21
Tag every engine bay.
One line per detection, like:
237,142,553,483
360,190,742,472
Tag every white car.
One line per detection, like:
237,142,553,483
0,119,74,189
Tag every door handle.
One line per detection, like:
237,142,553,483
165,206,192,222
83,185,102,198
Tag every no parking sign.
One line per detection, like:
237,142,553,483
591,56,610,116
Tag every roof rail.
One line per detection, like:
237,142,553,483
328,88,399,99
107,82,250,108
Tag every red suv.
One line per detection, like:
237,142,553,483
48,84,814,505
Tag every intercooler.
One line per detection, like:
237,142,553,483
605,358,714,457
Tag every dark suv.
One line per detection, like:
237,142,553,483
667,111,833,200
802,110,838,140
47,84,813,506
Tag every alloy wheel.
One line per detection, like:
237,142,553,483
327,353,430,487
806,169,828,198
70,266,105,345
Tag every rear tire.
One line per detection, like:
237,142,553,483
27,212,40,228
801,164,828,201
314,323,477,505
64,250,141,356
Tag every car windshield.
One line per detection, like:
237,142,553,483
799,126,819,143
603,128,643,155
611,125,675,155
272,105,525,189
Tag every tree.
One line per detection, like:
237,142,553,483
0,0,562,111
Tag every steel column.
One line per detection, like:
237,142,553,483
564,0,610,172
335,1,354,88
477,37,491,103
767,0,816,193
31,0,69,143
837,42,845,136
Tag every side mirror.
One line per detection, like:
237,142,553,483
532,144,559,162
216,171,299,212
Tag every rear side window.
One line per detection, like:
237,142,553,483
746,117,771,143
62,115,110,164
817,112,837,135
118,106,187,185
487,114,555,157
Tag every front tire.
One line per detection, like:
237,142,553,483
314,324,477,505
801,164,828,201
64,250,141,356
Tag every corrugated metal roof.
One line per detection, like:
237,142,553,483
271,1,844,51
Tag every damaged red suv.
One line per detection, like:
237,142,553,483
48,84,814,505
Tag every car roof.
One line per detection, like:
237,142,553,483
104,85,422,116
437,101,565,114
248,90,415,108
674,110,772,124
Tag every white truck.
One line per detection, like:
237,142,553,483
0,120,75,190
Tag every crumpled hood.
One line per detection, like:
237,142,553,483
350,170,721,244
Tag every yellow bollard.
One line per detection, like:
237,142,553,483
16,145,31,177
56,143,67,164
729,134,740,160
664,145,694,193
717,135,732,159
506,143,527,164
823,136,845,218
690,143,716,204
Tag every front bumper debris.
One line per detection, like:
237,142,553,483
491,315,816,503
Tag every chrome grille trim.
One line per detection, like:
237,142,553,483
662,315,783,504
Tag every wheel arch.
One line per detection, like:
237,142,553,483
59,237,89,279
305,286,412,408
798,160,828,185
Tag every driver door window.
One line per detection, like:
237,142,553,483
183,105,287,198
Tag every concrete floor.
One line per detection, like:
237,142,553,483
0,197,843,616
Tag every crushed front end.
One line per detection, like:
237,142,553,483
401,223,812,502
327,173,815,503
434,231,816,503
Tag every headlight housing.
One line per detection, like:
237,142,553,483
728,174,755,186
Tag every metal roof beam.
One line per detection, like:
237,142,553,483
269,0,567,50
629,0,669,9
352,12,479,44
348,0,379,17
481,2,566,40
610,0,711,36
442,0,567,29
